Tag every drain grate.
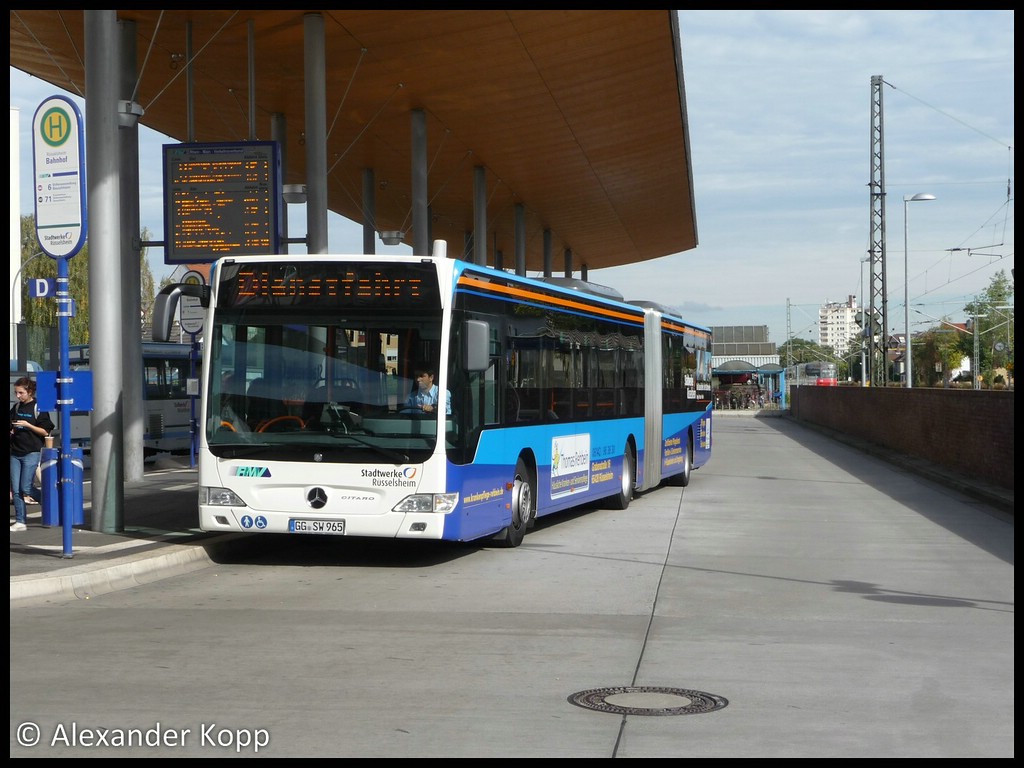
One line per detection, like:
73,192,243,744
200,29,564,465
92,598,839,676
568,686,728,716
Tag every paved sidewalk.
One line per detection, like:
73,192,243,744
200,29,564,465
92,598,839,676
10,455,235,605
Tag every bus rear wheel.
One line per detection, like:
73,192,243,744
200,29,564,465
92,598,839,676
667,434,692,487
606,444,635,510
497,458,534,548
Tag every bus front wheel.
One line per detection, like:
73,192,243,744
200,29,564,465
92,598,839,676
497,458,534,548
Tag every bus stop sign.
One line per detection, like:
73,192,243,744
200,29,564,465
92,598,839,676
179,270,206,335
32,95,88,260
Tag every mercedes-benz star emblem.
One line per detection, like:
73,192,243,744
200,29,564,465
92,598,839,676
306,487,328,509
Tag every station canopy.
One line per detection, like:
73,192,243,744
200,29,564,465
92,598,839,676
9,10,697,272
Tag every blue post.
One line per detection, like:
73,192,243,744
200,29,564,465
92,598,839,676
57,256,75,557
31,93,87,556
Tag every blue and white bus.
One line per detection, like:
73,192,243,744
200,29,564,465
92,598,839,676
152,242,712,547
67,342,195,456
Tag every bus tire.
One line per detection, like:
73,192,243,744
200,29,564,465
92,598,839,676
497,458,534,548
607,444,635,510
666,433,692,487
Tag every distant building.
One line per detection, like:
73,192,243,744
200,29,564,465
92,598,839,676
711,326,782,408
711,325,778,368
818,295,859,355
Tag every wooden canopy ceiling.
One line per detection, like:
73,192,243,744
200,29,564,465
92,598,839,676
9,10,697,271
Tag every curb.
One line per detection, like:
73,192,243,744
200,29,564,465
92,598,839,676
10,544,215,607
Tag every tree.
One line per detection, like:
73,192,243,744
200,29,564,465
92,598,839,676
914,326,966,387
840,331,865,383
19,215,90,353
961,270,1014,386
17,214,156,356
140,226,156,319
780,337,837,367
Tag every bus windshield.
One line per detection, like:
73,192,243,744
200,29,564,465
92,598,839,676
207,260,447,462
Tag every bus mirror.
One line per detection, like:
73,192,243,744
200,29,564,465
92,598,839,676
462,320,490,372
152,289,178,342
152,283,209,342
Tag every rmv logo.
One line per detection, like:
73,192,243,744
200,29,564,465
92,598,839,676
233,466,271,478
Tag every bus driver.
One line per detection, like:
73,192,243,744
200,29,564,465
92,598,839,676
405,366,451,415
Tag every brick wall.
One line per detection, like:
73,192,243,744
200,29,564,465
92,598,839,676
789,386,1014,491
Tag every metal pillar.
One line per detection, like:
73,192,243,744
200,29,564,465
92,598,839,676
867,75,888,387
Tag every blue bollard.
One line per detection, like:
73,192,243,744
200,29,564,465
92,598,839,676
39,447,85,527
40,447,59,527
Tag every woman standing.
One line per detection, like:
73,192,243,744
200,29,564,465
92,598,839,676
10,376,54,532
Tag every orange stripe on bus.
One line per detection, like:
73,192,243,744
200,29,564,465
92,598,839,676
457,275,711,340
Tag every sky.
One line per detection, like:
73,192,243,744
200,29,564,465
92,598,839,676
9,10,1014,347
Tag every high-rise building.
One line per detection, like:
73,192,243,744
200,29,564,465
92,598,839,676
818,295,859,356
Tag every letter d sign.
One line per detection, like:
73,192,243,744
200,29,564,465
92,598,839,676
29,277,57,298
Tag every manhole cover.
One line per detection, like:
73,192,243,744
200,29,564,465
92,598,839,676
568,686,728,716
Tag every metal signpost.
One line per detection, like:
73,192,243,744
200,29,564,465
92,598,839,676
32,95,88,558
178,270,206,467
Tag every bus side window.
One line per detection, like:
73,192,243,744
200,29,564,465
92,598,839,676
551,388,572,420
516,387,541,422
505,386,520,423
574,388,592,419
594,388,615,417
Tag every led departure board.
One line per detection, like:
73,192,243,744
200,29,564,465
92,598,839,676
163,141,281,264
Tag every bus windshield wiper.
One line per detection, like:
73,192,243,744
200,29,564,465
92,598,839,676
215,444,275,458
326,432,409,464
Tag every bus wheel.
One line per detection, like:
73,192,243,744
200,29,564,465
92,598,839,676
607,444,635,510
498,458,534,548
667,434,692,487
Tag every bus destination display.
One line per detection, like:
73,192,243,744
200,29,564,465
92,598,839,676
219,262,440,309
163,142,281,264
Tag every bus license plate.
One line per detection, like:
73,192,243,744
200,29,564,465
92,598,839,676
290,519,346,535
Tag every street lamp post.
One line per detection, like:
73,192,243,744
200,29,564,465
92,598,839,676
10,250,47,364
903,193,936,388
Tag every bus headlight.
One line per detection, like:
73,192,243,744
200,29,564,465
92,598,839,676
201,486,247,506
393,493,459,514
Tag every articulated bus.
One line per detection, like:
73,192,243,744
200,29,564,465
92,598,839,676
67,342,196,456
152,242,713,547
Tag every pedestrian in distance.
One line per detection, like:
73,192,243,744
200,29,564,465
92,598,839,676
10,376,54,532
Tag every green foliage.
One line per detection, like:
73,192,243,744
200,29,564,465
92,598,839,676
961,270,1014,385
779,336,836,366
19,215,90,346
914,326,967,387
914,270,1014,387
17,214,156,353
